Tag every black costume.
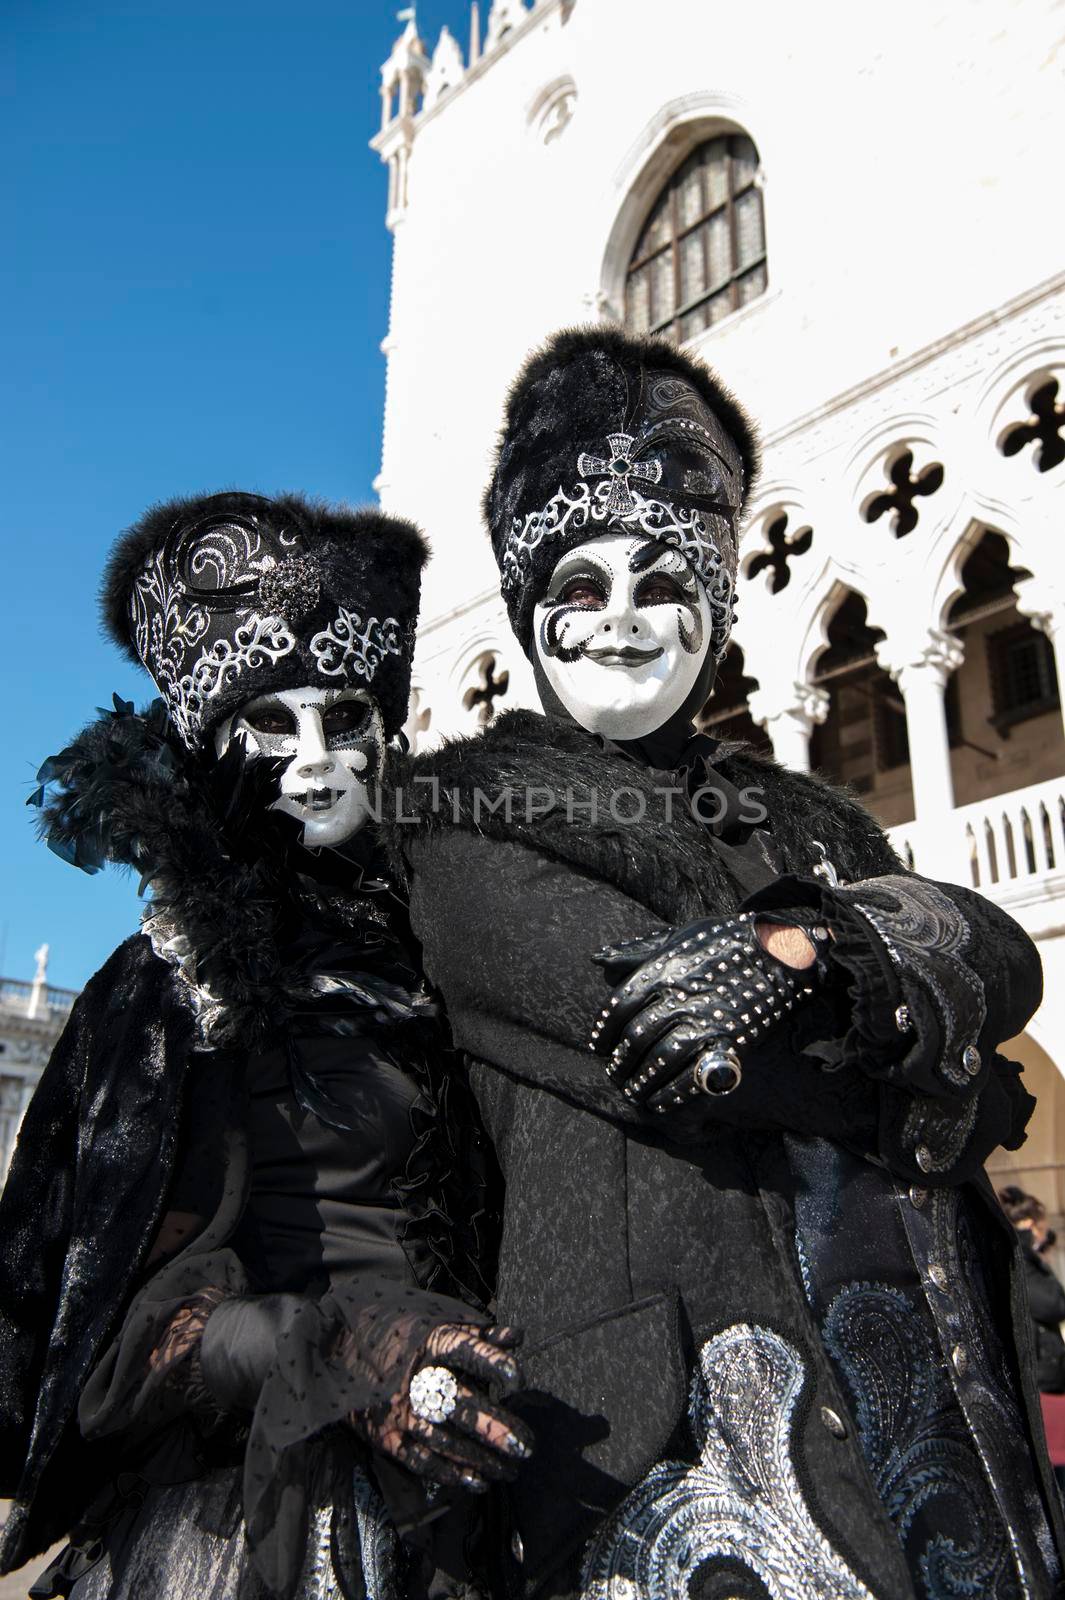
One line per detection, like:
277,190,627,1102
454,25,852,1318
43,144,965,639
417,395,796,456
0,493,512,1600
1017,1233,1065,1396
381,329,1065,1600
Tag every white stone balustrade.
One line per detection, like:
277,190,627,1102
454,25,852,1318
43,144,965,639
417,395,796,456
888,774,1065,918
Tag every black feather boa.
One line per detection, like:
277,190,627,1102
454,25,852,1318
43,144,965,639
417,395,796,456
33,696,409,1043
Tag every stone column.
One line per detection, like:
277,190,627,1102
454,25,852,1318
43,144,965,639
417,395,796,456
747,684,829,773
877,630,963,874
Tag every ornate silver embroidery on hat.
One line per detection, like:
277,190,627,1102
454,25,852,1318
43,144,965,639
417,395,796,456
130,545,298,747
309,607,405,681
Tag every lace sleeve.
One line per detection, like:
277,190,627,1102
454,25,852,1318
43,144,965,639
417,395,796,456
78,1249,251,1447
146,1284,228,1410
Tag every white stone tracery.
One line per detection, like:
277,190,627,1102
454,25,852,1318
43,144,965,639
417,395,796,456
598,93,772,333
727,305,1065,788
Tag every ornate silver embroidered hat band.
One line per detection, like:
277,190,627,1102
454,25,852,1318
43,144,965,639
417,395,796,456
101,491,428,748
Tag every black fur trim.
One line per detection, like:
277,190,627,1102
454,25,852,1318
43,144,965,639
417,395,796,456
484,325,761,523
382,708,900,924
36,702,302,1042
101,490,428,660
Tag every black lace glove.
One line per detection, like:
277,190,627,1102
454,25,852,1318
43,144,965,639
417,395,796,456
589,912,829,1116
344,1313,534,1492
149,1291,533,1492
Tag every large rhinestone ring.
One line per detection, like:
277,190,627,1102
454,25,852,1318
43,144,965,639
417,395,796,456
409,1365,459,1425
693,1043,743,1097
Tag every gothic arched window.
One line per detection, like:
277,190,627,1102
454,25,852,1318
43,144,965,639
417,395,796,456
624,133,766,342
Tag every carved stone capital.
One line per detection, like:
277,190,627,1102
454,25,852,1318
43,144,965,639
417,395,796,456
747,682,829,735
877,628,964,690
1013,575,1065,641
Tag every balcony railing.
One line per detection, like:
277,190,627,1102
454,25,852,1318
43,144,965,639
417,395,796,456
0,978,79,1016
888,775,1065,899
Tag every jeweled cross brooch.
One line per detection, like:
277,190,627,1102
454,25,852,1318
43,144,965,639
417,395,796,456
577,433,663,517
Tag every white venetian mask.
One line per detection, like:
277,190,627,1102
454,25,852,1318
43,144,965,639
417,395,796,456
532,533,713,740
213,685,385,848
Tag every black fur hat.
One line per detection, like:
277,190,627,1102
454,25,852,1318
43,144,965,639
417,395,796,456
101,491,428,746
484,325,761,658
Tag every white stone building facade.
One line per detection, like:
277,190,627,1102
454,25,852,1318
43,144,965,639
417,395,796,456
372,1,1065,1215
0,948,77,1182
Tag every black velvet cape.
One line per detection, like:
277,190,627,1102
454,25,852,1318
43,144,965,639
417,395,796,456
0,935,193,1566
0,703,492,1582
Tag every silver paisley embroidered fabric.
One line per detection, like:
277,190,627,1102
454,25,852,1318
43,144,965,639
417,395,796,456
580,1324,875,1600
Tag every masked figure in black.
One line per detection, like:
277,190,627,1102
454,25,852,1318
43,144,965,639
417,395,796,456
0,492,530,1600
381,329,1065,1599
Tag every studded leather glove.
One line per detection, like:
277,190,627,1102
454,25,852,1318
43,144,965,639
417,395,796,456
589,912,829,1117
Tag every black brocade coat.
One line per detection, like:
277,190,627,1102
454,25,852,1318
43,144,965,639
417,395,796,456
382,709,1064,1600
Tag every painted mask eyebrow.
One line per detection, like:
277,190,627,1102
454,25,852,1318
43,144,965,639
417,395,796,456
319,686,370,709
629,543,700,594
245,695,294,717
543,549,613,601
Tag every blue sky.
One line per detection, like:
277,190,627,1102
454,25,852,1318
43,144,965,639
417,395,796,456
2,0,472,989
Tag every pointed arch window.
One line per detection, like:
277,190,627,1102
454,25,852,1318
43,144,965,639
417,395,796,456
624,133,767,342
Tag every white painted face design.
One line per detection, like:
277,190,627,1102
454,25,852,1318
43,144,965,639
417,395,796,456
213,686,385,848
533,533,713,739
